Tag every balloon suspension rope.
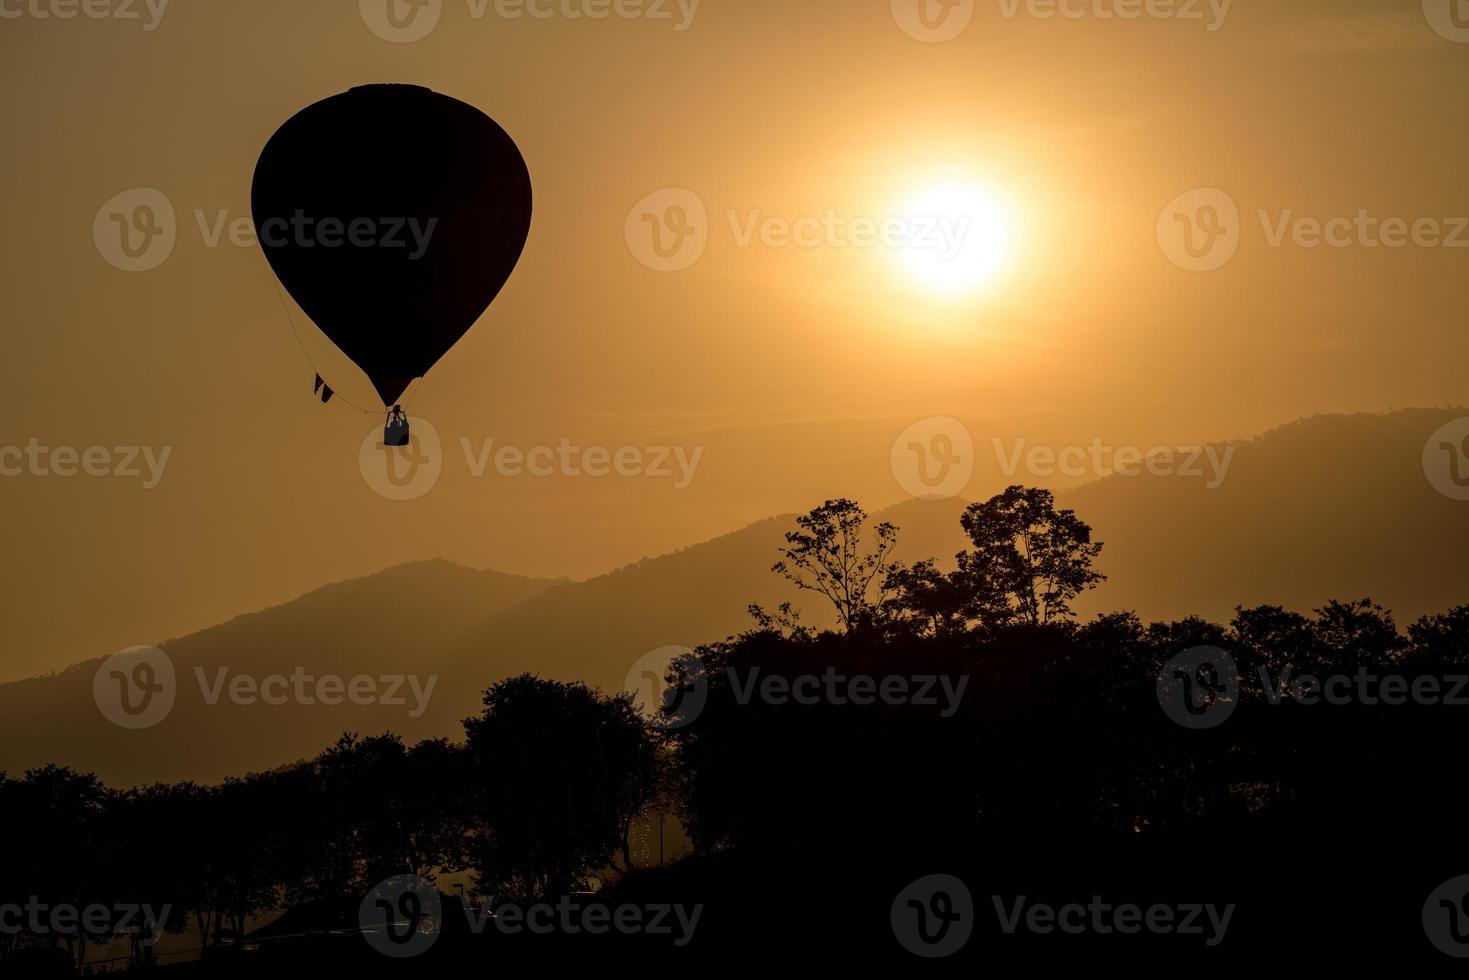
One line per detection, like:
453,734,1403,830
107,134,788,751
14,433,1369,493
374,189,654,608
273,282,422,416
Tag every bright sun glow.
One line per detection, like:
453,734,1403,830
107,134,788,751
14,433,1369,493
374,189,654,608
897,183,1012,297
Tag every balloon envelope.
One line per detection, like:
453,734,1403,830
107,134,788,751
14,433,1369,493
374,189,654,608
251,85,532,405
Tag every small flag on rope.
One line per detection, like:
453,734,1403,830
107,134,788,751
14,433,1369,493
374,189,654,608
313,374,324,396
321,385,334,405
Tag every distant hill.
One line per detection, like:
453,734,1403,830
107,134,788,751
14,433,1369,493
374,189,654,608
0,502,966,787
1065,408,1469,624
3,408,1466,786
436,410,1469,699
0,561,558,786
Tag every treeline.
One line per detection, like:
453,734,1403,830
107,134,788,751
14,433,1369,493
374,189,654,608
6,489,1469,970
2,676,666,973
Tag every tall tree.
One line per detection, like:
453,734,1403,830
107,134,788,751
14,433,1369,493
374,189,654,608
7,767,110,972
1310,598,1403,669
958,486,1104,625
773,499,898,633
463,675,662,903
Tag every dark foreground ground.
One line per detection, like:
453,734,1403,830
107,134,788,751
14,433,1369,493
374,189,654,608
104,835,1466,974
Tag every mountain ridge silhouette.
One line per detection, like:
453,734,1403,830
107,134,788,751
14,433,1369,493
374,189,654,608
3,407,1465,786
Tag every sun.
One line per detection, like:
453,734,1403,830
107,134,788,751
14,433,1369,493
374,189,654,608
896,182,1013,297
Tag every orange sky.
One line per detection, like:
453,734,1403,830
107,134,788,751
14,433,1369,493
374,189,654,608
1,0,1467,679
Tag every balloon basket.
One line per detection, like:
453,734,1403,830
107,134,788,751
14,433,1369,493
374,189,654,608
384,420,411,448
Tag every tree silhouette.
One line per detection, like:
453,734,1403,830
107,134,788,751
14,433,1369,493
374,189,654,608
957,485,1105,625
310,733,469,890
772,498,898,634
882,558,975,638
1310,598,1403,668
211,772,290,942
1405,604,1469,667
11,488,1469,968
462,674,660,903
6,766,108,973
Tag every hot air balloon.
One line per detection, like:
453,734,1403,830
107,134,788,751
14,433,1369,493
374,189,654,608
251,85,532,445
